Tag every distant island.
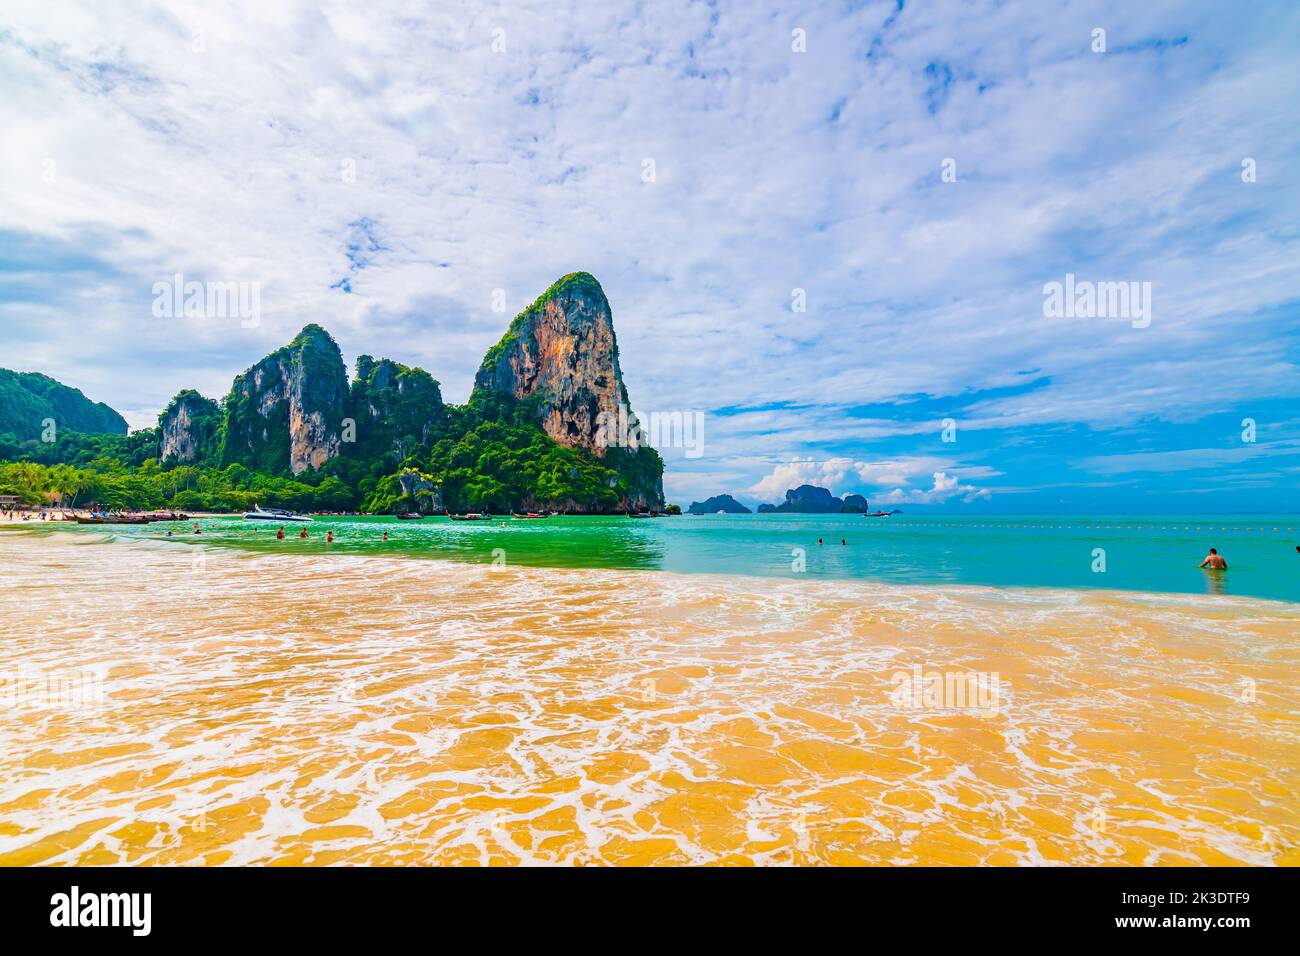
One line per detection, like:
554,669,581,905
687,494,751,514
0,273,665,515
756,484,869,513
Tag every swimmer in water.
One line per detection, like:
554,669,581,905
299,527,308,539
276,526,285,540
1199,547,1227,570
193,522,201,534
817,538,823,545
841,539,846,546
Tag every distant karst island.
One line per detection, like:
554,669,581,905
684,485,874,515
687,494,751,514
757,484,869,513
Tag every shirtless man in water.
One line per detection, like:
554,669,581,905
1199,547,1227,570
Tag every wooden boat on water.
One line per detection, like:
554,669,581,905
394,512,425,520
511,512,551,519
449,513,492,521
75,514,152,525
139,512,190,521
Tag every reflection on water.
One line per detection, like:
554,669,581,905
0,530,1297,866
1203,569,1229,595
141,516,669,572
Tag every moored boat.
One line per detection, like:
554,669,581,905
243,504,312,523
449,512,492,521
74,514,152,525
394,513,424,520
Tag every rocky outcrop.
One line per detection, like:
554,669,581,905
219,324,348,475
688,494,751,514
472,272,664,511
396,468,443,513
473,273,625,452
760,484,867,513
158,389,221,464
348,356,444,460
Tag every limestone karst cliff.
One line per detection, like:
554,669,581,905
472,272,664,511
218,324,349,475
347,355,444,461
157,389,221,464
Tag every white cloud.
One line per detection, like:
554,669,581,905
878,471,991,505
0,1,1297,506
747,455,995,503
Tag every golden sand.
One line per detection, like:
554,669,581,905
0,528,1296,865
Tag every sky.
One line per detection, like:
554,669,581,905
1,0,1297,513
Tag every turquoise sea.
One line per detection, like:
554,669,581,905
55,513,1300,603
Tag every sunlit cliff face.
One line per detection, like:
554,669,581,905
478,282,627,458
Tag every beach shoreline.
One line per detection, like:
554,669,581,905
1,530,1296,866
9,512,1300,606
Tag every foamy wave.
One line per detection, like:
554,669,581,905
0,531,1295,866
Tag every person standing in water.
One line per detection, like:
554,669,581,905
1199,548,1227,570
382,531,388,541
276,526,285,540
299,527,308,539
193,522,201,534
326,530,334,543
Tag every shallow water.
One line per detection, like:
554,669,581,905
45,512,1300,603
1,529,1296,865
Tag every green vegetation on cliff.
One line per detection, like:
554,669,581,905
425,391,639,513
347,355,444,464
0,394,658,514
0,369,128,440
